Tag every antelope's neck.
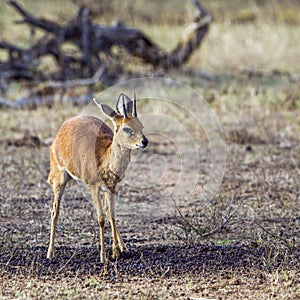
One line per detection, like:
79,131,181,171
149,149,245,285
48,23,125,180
108,140,131,180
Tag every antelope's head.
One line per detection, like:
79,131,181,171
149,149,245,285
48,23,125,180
95,93,148,150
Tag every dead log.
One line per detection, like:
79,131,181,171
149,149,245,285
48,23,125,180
0,0,211,82
0,87,93,110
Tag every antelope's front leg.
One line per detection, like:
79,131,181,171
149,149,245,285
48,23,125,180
90,185,106,263
104,192,125,259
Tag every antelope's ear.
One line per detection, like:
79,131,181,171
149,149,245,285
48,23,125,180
94,98,118,120
116,93,133,117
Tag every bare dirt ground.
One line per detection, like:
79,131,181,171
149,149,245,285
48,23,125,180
0,81,299,299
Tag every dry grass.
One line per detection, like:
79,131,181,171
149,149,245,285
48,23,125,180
190,22,300,72
1,77,299,299
1,0,300,299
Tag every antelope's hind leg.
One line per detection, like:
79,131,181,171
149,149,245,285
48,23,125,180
47,169,70,259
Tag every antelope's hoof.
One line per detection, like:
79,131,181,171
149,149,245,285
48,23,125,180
111,247,121,261
100,253,106,264
111,248,130,261
47,250,54,260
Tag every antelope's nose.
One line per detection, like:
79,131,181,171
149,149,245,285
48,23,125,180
141,136,148,148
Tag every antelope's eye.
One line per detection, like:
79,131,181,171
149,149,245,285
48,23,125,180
123,126,135,136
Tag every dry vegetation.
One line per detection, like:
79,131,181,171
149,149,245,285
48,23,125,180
1,0,300,299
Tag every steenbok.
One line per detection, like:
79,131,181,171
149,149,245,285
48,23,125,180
47,93,148,262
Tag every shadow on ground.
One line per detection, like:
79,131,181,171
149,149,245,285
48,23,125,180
1,242,299,279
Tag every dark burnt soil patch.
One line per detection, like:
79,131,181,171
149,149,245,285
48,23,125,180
1,242,299,279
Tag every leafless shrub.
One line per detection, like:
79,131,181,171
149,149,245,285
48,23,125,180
172,194,246,244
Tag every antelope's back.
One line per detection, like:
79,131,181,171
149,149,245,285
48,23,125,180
50,115,113,184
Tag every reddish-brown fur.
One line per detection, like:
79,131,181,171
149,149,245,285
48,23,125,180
47,95,148,262
49,116,115,187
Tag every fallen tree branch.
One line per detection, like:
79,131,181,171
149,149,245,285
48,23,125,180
0,0,211,84
9,0,62,33
0,97,19,108
0,89,93,109
44,65,106,88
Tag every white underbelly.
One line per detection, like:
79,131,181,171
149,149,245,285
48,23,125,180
62,167,82,181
